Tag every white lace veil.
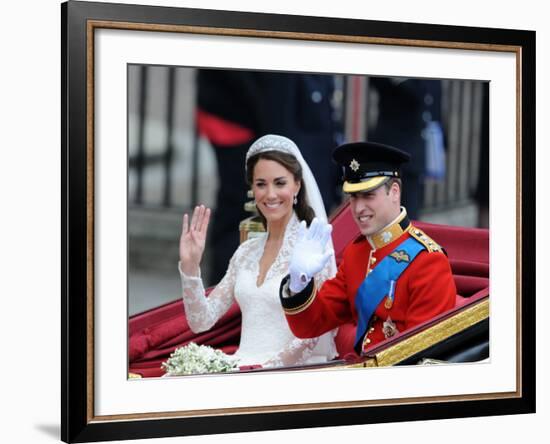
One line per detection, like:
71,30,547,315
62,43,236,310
246,134,337,277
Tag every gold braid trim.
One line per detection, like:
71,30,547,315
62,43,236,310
283,280,318,315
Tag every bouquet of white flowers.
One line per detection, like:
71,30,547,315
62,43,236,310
161,342,238,376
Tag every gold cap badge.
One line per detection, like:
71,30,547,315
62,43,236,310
350,159,360,172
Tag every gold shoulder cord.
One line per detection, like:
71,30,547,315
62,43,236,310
407,226,442,253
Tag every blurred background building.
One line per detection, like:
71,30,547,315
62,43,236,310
127,65,489,315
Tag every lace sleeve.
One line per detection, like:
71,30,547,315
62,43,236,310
262,336,319,368
179,250,239,333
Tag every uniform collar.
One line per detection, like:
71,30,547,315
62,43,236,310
367,207,411,249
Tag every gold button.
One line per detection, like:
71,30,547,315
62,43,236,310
365,338,371,344
370,257,377,264
369,327,375,333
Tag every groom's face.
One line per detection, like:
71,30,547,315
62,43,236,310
348,182,401,237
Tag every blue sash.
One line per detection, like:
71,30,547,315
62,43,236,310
354,237,425,349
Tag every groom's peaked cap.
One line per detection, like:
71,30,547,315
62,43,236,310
332,141,410,193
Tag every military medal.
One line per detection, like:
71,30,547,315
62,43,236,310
384,279,396,309
382,316,399,339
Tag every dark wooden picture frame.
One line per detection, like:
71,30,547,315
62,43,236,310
62,1,535,442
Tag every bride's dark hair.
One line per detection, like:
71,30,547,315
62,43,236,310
246,151,315,229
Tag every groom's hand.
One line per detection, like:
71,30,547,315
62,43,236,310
288,218,334,294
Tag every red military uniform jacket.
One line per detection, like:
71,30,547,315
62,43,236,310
280,211,456,353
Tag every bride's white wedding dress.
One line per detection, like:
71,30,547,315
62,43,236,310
179,213,337,367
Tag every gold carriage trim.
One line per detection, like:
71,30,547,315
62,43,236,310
407,226,443,253
283,280,318,315
351,298,489,368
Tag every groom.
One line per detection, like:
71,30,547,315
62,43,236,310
278,141,456,355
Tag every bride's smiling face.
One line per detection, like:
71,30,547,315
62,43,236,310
252,159,301,225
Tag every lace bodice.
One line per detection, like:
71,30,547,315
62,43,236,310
179,213,337,368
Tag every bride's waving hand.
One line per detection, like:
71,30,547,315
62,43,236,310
179,205,211,277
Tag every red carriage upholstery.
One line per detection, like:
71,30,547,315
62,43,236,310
129,204,489,377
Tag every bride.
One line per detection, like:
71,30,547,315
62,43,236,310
178,134,337,368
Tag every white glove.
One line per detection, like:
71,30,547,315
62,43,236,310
288,218,334,294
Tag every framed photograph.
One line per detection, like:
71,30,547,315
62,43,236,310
62,0,535,442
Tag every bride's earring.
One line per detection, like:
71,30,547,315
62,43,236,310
293,194,298,205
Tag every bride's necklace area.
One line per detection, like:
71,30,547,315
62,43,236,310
256,235,284,287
